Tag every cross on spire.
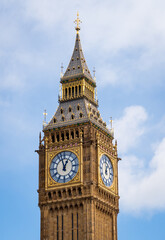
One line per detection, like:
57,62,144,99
74,12,82,33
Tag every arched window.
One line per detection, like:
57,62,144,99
71,131,74,139
80,113,83,118
68,189,72,196
53,118,56,123
61,132,64,141
78,187,82,195
69,88,71,97
71,114,74,120
65,88,67,98
72,87,74,97
79,85,81,95
52,134,55,143
69,106,72,112
76,130,79,138
75,86,78,96
66,131,69,140
58,191,61,198
48,192,52,200
56,133,59,142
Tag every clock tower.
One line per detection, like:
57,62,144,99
37,13,119,240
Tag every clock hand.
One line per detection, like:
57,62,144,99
61,158,68,171
61,159,65,169
63,160,68,171
105,164,108,175
64,159,68,167
59,153,65,169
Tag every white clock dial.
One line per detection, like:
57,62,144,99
50,151,79,183
100,154,113,187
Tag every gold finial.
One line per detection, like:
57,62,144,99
60,62,64,77
93,67,96,81
43,109,47,128
74,12,82,33
93,67,96,77
110,117,113,129
43,109,47,122
109,117,114,137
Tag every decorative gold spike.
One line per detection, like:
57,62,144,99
43,109,47,128
43,109,47,122
93,67,96,77
60,63,64,77
74,12,82,33
110,117,113,129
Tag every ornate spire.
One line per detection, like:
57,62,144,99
61,13,94,84
74,12,82,33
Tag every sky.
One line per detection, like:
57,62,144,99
0,0,165,239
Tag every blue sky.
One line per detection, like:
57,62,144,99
0,0,165,239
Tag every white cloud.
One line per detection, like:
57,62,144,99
14,0,165,88
0,0,165,90
17,0,165,53
23,0,72,30
97,66,119,86
114,105,165,214
154,115,165,135
119,138,165,214
113,106,148,154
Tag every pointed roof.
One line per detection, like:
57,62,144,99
61,33,94,83
44,98,113,138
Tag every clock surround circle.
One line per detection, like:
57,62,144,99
100,154,113,187
50,151,79,183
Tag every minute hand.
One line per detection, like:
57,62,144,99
63,160,68,170
61,159,65,170
59,153,65,169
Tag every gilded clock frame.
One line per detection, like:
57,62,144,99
98,147,117,194
45,145,83,190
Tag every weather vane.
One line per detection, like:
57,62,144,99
74,11,82,32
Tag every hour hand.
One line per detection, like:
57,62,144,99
63,160,68,171
62,159,68,171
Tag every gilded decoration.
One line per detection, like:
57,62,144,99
98,147,117,194
45,145,83,190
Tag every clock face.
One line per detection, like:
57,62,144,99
50,151,79,183
100,154,113,187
